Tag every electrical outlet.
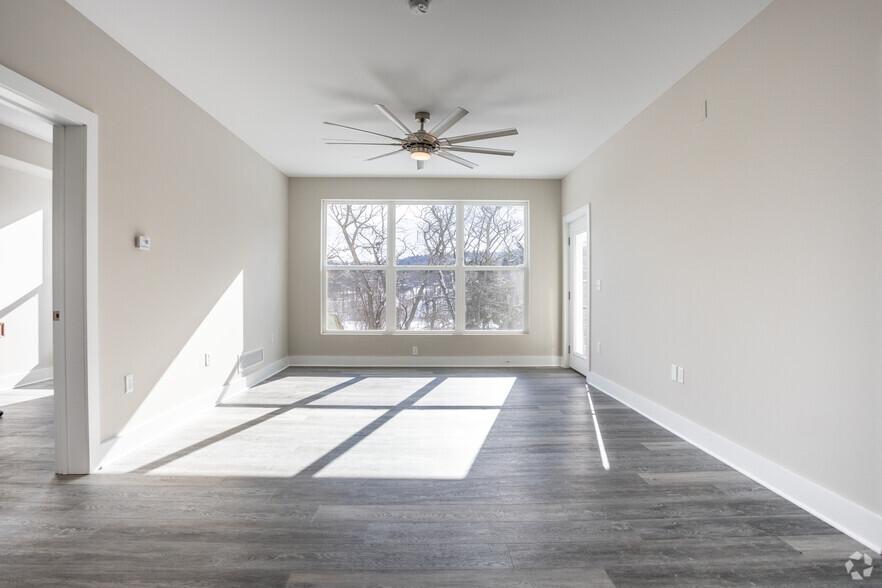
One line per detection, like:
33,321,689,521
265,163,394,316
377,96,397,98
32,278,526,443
596,279,602,291
677,366,685,384
412,346,419,356
205,353,211,367
124,374,134,394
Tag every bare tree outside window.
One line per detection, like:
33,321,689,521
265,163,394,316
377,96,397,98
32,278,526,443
396,270,455,330
396,204,456,266
323,201,527,333
464,205,526,330
395,205,456,331
327,270,386,330
464,205,525,266
326,204,387,330
326,203,386,266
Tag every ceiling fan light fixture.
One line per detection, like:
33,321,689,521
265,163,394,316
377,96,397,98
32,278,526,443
410,149,431,161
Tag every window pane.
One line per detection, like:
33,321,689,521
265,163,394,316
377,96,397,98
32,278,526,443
395,204,456,266
464,205,525,266
396,270,455,331
326,204,387,266
465,270,524,331
327,270,386,330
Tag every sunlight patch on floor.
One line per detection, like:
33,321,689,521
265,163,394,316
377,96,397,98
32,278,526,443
100,374,515,479
104,406,384,477
307,377,434,407
314,409,501,479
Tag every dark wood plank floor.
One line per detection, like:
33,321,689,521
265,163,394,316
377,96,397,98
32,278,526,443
0,368,875,586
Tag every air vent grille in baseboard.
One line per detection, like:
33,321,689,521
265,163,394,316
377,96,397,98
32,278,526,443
239,347,264,372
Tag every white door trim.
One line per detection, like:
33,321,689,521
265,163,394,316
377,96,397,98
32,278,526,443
0,63,100,474
561,205,590,371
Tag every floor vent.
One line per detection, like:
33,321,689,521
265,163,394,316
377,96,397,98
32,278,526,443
239,347,264,372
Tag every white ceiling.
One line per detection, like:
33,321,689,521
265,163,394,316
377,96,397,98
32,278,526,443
65,0,771,179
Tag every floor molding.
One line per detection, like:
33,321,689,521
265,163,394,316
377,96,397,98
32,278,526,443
97,357,289,470
288,355,563,368
587,371,882,554
0,366,53,392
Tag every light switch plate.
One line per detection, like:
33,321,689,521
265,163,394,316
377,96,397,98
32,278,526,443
677,366,685,384
671,364,678,381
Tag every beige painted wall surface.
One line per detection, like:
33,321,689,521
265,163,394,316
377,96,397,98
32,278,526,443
563,0,881,513
0,1,289,440
0,124,52,388
289,178,561,360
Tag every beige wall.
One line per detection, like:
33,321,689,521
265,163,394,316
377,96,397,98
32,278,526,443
0,1,289,440
0,124,52,389
289,177,561,361
563,0,881,514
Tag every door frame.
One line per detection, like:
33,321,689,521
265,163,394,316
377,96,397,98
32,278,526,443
561,204,590,373
0,63,100,474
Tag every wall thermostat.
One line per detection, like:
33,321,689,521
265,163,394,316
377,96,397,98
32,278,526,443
135,235,151,250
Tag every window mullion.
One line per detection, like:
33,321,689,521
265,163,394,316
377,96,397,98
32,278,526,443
455,203,465,333
386,202,395,333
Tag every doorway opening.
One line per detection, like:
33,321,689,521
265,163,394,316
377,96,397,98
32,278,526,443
0,101,54,418
563,206,590,376
0,64,99,474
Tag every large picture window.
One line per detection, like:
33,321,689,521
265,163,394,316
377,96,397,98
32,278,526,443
323,201,528,334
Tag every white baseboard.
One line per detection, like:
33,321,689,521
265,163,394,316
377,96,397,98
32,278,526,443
0,366,53,391
587,371,882,554
97,357,289,469
287,355,563,368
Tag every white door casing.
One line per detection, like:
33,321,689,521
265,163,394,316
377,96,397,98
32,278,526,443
0,63,100,474
562,205,590,376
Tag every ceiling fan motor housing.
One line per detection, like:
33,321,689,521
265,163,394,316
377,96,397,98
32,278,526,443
407,112,437,157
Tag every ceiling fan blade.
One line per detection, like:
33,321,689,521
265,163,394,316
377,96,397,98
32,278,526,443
417,160,425,171
325,142,404,145
429,107,468,138
441,128,519,145
436,151,477,169
323,137,402,142
444,145,515,156
323,121,402,142
374,104,412,135
365,149,406,161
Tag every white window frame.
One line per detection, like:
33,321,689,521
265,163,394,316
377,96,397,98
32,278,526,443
321,199,530,335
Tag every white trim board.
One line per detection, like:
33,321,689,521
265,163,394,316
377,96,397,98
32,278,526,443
561,204,590,372
586,371,882,554
97,357,289,469
289,355,563,368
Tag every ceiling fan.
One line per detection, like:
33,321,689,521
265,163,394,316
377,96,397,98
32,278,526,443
324,104,518,170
